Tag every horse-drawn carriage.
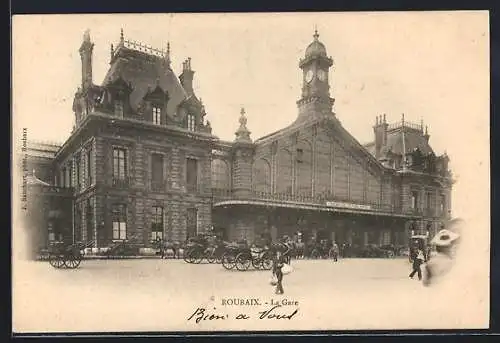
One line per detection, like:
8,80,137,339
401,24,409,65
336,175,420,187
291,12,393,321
221,241,273,271
183,233,224,264
308,239,336,259
47,240,94,269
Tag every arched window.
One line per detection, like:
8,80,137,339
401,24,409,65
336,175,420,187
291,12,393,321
211,159,230,191
296,140,312,196
253,158,271,193
276,149,293,194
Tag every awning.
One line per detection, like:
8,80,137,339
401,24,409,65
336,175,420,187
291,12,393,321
213,199,421,219
26,175,50,186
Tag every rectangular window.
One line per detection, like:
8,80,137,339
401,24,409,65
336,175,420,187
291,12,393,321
296,148,304,163
114,100,124,118
426,192,432,209
187,114,196,131
440,194,446,214
75,157,81,190
87,148,93,186
151,206,164,240
113,148,127,179
152,106,161,125
112,204,127,240
61,168,66,188
151,153,164,184
186,158,198,191
411,191,418,209
68,166,73,188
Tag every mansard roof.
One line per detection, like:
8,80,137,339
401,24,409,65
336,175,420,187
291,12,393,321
102,46,188,118
383,127,434,156
363,123,435,158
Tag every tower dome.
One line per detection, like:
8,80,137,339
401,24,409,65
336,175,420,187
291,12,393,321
305,29,327,58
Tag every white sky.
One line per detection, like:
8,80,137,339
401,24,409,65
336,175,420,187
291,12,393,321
12,12,490,221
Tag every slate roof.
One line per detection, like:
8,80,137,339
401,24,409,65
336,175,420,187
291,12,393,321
382,127,434,156
102,46,189,118
363,126,434,158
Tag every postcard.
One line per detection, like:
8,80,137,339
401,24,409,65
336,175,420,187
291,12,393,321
11,11,490,333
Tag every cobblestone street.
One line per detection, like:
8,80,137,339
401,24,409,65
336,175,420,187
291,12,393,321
13,257,485,332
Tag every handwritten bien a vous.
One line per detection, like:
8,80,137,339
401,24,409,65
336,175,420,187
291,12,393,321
187,305,299,323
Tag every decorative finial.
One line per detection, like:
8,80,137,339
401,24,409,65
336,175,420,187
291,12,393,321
376,116,379,125
425,125,428,135
165,41,171,63
383,113,386,123
420,118,424,131
313,25,319,40
83,29,91,43
235,107,251,143
110,44,114,59
402,113,405,124
120,28,124,44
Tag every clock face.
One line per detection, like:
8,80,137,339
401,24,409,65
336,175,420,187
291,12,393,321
318,69,327,82
305,70,314,83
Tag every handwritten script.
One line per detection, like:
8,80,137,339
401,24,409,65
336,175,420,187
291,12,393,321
187,305,299,323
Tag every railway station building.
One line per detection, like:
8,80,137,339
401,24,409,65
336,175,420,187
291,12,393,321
23,29,453,253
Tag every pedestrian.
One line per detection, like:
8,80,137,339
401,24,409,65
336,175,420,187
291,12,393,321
422,227,461,287
409,248,425,280
332,241,339,262
271,247,286,295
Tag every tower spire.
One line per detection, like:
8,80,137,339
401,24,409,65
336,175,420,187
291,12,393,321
313,25,319,40
166,41,171,63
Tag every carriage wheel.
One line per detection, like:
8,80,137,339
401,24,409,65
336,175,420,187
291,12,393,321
207,254,216,264
49,254,65,269
184,249,196,263
193,250,203,264
64,254,82,269
252,258,262,270
235,253,251,271
260,252,273,270
221,253,236,270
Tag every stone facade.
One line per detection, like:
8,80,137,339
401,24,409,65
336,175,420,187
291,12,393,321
211,30,453,246
23,29,453,253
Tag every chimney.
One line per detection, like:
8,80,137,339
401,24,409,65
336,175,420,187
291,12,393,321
179,57,195,95
79,29,94,90
373,114,388,159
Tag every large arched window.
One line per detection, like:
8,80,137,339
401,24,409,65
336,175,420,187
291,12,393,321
315,138,332,197
296,140,312,196
211,159,230,192
253,158,271,193
276,149,293,194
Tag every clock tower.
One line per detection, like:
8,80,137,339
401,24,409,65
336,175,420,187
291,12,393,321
297,29,334,122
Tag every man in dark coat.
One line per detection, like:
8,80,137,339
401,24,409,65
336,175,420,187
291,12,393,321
271,245,287,294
